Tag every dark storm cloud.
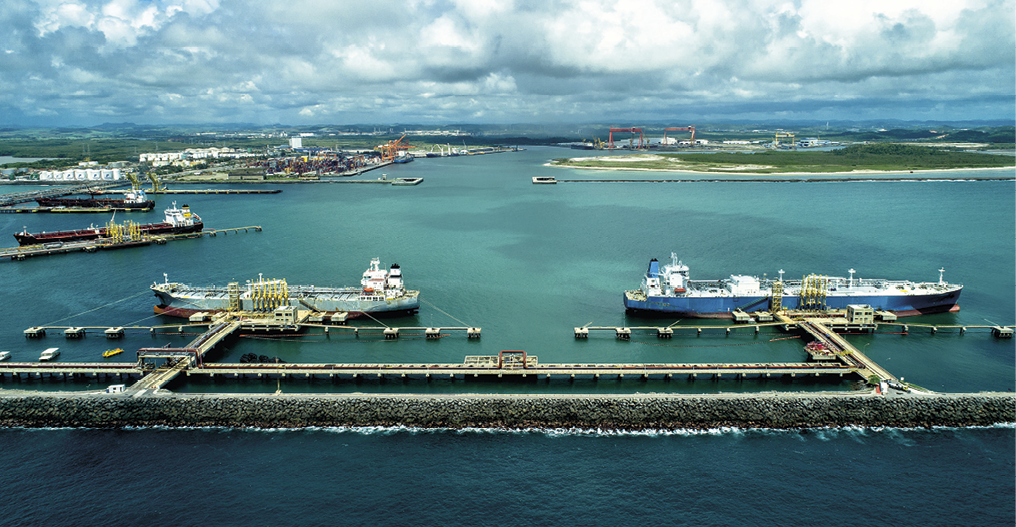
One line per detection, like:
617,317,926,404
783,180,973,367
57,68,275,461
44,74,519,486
0,0,1012,125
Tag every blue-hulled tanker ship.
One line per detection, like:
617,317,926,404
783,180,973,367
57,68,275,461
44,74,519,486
623,254,962,318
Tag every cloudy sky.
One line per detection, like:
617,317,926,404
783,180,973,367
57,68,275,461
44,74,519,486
2,0,1013,126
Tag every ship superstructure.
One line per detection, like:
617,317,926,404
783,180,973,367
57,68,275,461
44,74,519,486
151,258,420,318
623,253,962,317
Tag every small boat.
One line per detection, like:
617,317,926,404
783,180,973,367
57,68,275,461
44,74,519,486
103,348,124,358
0,351,10,361
39,347,60,361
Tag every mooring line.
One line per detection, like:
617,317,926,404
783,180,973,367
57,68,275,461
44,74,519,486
419,297,470,327
43,291,149,326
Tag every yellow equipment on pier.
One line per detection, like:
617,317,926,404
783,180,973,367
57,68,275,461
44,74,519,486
799,274,828,311
251,277,288,312
103,218,142,244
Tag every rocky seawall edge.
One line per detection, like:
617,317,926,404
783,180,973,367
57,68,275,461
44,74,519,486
0,392,1012,430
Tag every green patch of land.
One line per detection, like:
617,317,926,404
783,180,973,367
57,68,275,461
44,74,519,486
552,144,1016,174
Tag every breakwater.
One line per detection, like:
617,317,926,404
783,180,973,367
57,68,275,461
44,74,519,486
0,392,1012,430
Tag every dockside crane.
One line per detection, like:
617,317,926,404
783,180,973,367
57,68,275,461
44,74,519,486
608,127,644,149
663,126,696,144
147,172,165,192
773,132,796,149
374,134,413,162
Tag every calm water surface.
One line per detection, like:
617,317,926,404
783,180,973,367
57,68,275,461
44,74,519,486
0,147,1012,524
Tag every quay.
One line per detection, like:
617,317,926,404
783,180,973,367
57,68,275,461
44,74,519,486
0,226,262,261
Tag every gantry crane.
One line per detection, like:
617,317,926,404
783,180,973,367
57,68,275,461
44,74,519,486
374,135,413,162
774,132,796,149
608,127,644,149
663,126,696,144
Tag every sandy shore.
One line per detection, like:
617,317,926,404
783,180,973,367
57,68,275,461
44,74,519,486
548,157,1016,177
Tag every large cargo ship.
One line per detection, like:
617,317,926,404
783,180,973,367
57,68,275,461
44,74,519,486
13,202,202,246
35,188,154,211
623,253,962,318
151,258,420,318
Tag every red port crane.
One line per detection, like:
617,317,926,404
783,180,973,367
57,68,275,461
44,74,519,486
375,134,413,162
663,126,696,145
608,127,644,149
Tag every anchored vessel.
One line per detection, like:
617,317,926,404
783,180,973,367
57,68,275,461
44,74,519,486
151,258,420,318
13,202,202,246
624,253,962,317
35,188,155,211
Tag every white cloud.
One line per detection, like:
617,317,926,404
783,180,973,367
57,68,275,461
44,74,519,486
4,0,1014,124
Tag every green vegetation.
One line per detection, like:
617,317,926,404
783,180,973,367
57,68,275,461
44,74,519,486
552,144,1016,173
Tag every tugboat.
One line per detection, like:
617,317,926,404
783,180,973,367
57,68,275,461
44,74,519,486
13,202,203,246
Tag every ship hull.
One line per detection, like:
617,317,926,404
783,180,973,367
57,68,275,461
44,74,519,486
152,289,420,318
36,197,154,211
15,221,203,246
623,290,962,318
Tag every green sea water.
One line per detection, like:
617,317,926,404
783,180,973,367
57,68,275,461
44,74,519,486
1,148,1013,527
1,147,1013,394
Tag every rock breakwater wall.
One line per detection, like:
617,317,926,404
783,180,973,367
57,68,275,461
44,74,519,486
0,392,1012,430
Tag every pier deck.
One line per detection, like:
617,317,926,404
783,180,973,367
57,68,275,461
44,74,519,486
9,308,1012,394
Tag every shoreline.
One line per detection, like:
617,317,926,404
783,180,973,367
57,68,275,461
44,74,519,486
1,391,1012,430
547,161,1016,177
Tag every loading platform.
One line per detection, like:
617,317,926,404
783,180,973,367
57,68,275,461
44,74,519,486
8,306,1012,394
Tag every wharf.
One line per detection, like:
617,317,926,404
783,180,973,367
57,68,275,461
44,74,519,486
187,355,854,381
9,307,1012,394
0,226,262,261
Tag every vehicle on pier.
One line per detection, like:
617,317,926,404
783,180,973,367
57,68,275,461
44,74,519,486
13,202,202,246
624,253,963,318
151,258,420,319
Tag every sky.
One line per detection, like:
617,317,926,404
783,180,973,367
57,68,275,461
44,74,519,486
1,0,1013,127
